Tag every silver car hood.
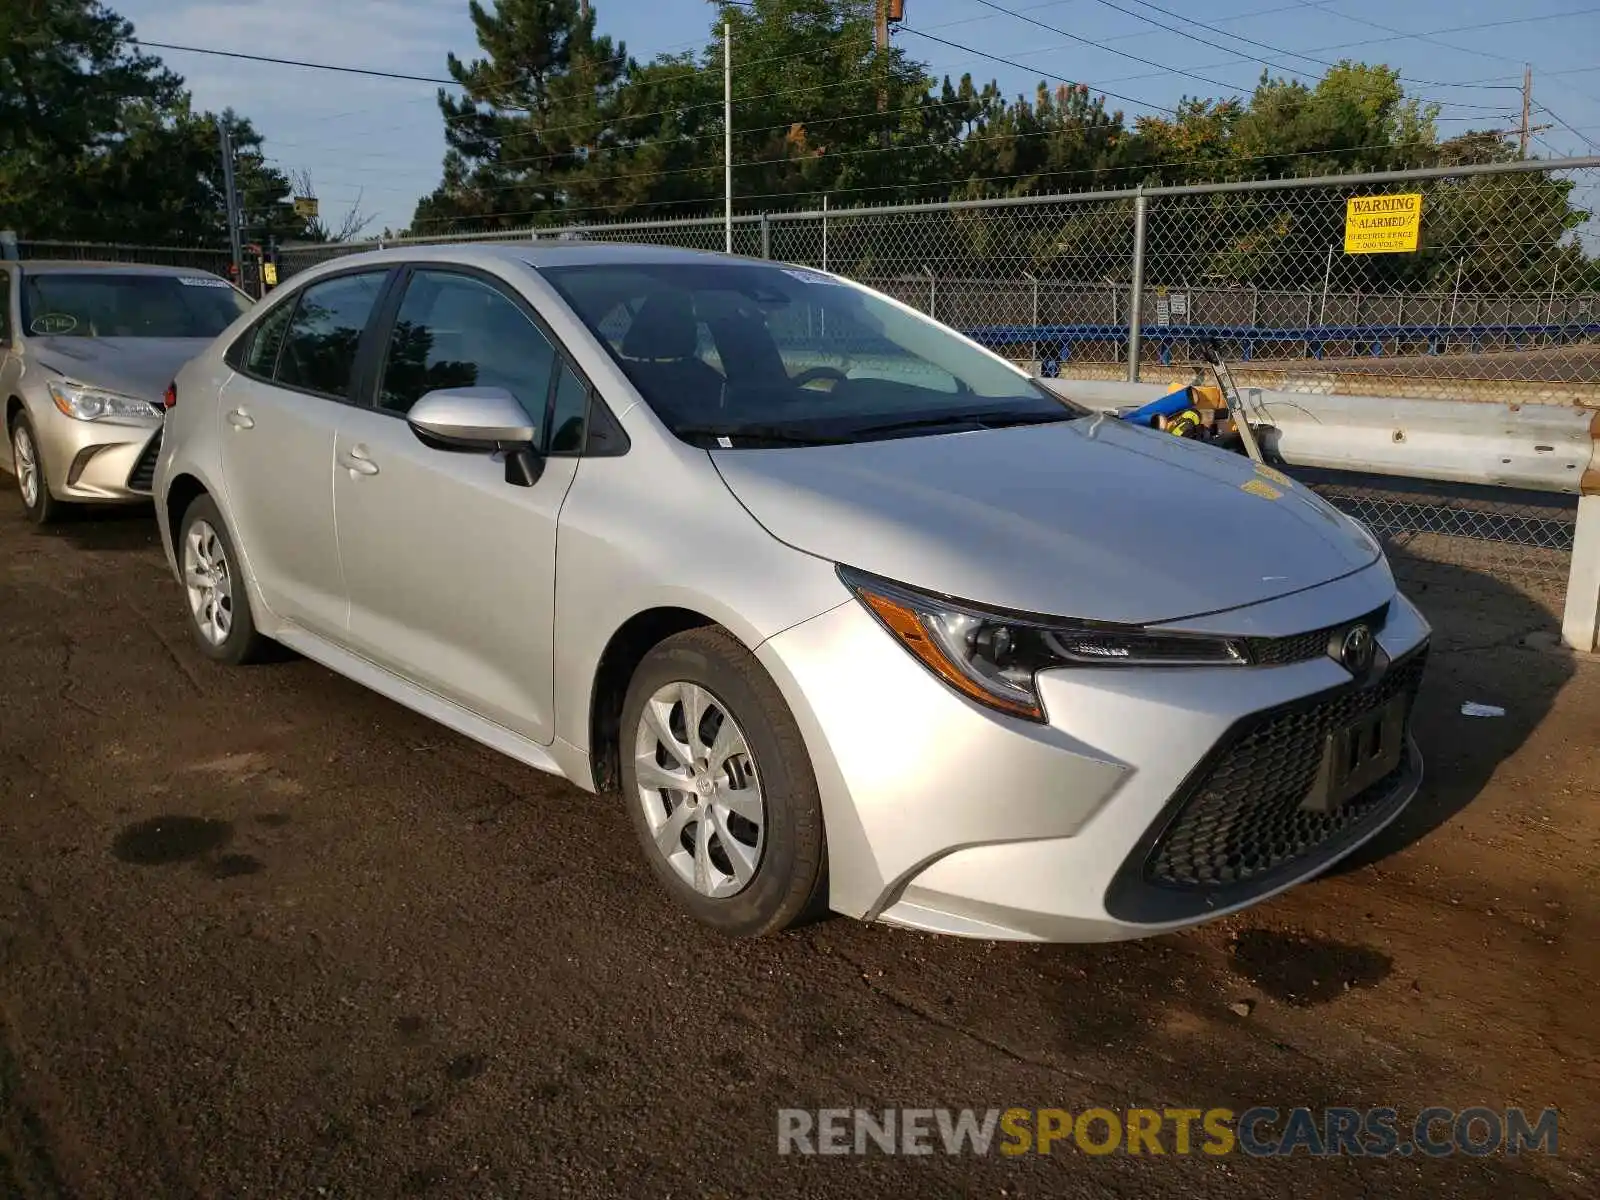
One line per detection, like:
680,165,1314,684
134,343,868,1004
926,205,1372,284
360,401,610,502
710,415,1380,625
31,337,211,402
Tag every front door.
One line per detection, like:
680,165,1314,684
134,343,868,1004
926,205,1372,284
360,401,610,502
332,267,579,744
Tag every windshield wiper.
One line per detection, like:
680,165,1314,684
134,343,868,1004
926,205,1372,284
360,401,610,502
675,423,846,448
849,410,1074,438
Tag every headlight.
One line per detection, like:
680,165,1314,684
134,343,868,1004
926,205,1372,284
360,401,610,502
839,566,1248,722
47,379,162,421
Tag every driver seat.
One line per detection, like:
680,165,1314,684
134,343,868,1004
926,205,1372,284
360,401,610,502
618,294,725,415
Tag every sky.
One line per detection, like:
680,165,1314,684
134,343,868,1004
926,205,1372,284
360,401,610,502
114,0,1600,235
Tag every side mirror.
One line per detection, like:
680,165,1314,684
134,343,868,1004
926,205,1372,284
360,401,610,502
406,387,543,486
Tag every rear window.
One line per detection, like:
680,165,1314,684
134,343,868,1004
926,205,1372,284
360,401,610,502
21,272,251,339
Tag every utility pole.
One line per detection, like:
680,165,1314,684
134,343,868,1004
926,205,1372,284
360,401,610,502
1520,64,1533,159
724,21,733,254
216,117,243,285
876,0,889,150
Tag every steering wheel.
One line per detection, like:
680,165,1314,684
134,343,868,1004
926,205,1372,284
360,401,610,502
792,365,849,389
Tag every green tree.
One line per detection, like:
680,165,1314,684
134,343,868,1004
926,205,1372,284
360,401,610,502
0,0,181,236
0,0,304,246
412,0,627,231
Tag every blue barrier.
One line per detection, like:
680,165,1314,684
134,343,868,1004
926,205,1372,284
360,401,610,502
966,321,1600,367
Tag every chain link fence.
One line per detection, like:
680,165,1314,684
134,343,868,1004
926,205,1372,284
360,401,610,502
258,156,1600,403
11,158,1593,612
1293,472,1579,600
13,238,233,277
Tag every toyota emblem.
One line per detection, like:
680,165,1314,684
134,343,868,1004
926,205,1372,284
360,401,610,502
1339,624,1376,676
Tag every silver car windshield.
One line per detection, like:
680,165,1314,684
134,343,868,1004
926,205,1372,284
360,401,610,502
22,273,251,339
543,262,1084,446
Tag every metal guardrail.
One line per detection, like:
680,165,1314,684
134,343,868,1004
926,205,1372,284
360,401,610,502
972,322,1600,368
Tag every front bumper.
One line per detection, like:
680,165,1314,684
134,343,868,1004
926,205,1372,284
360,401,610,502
15,401,163,503
756,563,1429,942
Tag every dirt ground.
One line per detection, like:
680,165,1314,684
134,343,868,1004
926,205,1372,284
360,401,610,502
1,499,1596,1199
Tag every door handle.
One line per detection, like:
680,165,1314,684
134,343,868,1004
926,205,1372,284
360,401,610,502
338,445,379,476
227,408,255,429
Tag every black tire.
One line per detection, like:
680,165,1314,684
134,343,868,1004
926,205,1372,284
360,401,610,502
177,494,269,665
10,411,61,525
620,627,829,937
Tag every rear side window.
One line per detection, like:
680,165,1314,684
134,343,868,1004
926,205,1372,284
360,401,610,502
274,272,387,398
243,298,296,377
0,269,10,344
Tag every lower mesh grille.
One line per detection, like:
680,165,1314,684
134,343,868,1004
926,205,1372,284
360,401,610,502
1146,649,1426,890
126,430,161,493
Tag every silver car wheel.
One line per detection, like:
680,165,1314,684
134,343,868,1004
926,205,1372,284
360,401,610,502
633,681,766,898
13,425,39,508
183,520,234,646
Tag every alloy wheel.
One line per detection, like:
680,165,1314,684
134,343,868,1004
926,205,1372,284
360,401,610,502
633,681,766,898
182,520,234,646
13,426,38,508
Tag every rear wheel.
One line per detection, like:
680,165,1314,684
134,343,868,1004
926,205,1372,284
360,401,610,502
10,413,60,525
178,495,268,665
621,627,828,937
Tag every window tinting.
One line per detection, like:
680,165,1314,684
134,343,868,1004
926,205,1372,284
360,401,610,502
378,271,556,424
0,270,10,343
275,272,386,397
244,297,296,377
549,362,588,454
19,272,250,339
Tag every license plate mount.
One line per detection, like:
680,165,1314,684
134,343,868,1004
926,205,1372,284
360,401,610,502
1301,695,1409,813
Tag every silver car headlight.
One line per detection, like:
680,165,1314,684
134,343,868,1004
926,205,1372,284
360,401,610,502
47,379,163,421
840,566,1247,722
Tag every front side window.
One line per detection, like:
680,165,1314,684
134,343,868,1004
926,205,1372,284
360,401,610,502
20,272,250,339
543,262,1083,446
274,272,387,398
378,271,557,432
548,361,589,454
0,270,11,344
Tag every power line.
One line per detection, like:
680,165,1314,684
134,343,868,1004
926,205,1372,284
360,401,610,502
1301,7,1600,65
1537,103,1600,154
412,134,1516,229
961,0,1253,97
898,25,1179,114
1092,0,1518,95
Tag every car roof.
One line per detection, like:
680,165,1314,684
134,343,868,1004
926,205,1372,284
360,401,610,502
291,240,768,275
13,260,225,277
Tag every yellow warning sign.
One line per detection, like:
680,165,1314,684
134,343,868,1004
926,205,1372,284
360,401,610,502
262,262,278,286
1344,193,1422,254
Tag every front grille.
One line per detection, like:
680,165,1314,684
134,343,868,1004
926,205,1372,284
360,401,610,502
126,430,161,493
1245,602,1390,667
1146,649,1426,891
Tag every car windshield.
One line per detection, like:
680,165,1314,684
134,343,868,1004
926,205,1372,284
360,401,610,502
542,261,1084,446
21,272,251,339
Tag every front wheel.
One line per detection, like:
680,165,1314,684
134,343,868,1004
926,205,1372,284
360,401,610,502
178,495,269,665
621,627,828,937
11,413,60,524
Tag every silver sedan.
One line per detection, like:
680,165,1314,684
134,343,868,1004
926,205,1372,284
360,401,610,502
1,261,251,522
153,243,1428,941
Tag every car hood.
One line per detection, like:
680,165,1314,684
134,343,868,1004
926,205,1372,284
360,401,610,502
710,415,1381,625
30,337,211,402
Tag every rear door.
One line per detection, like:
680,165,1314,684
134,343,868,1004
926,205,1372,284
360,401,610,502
0,268,16,474
331,266,583,743
219,268,391,635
